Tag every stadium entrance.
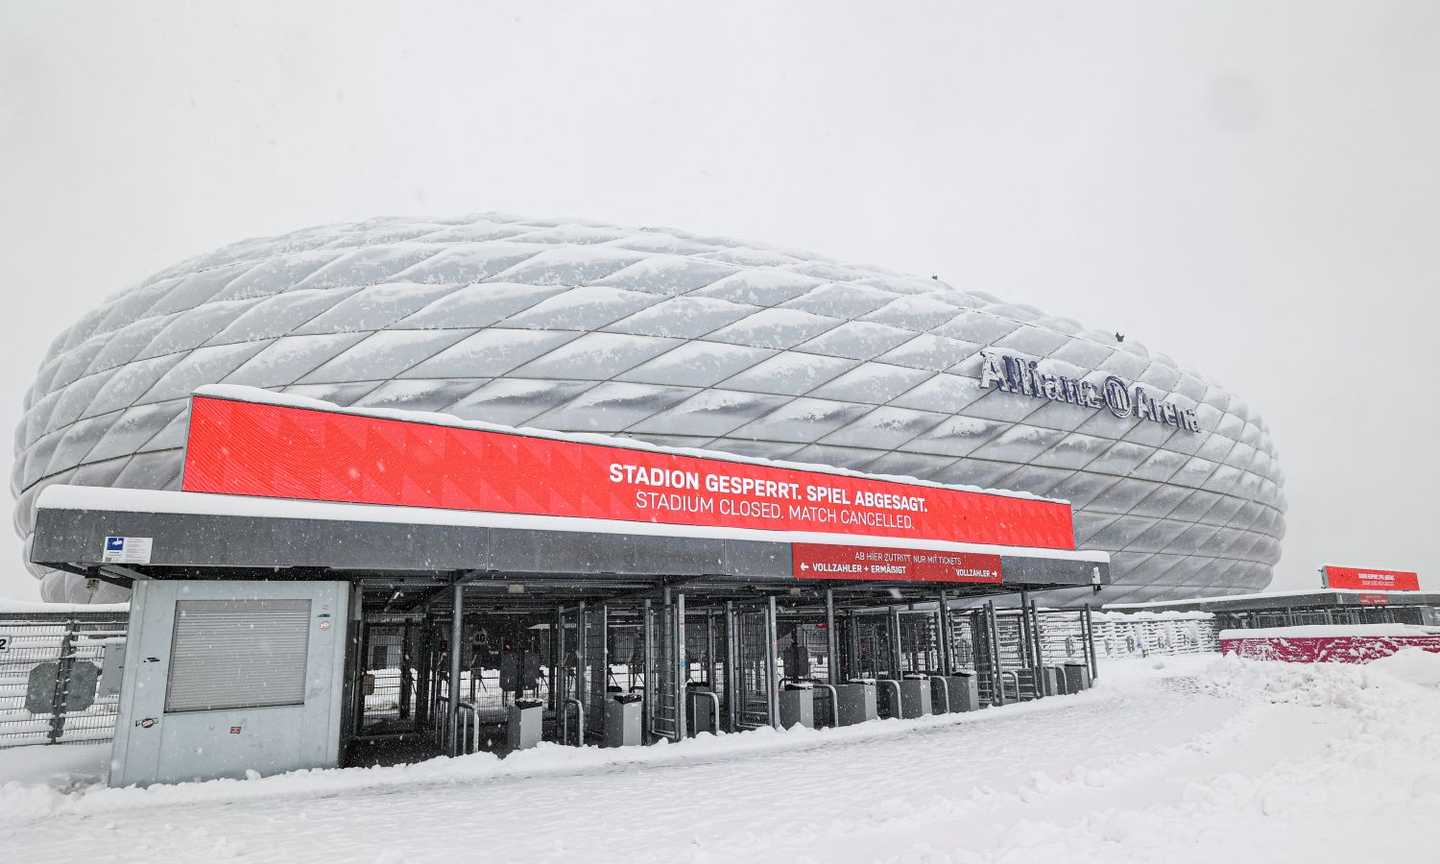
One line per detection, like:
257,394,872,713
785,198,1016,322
29,387,1107,785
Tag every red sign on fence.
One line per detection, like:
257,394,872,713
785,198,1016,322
181,393,1076,550
791,543,1004,583
1323,566,1420,592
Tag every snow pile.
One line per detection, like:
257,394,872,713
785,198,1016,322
4,654,1440,862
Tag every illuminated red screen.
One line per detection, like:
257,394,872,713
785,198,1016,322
181,394,1076,550
1323,566,1420,592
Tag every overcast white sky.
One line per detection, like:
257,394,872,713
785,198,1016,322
1,2,1436,599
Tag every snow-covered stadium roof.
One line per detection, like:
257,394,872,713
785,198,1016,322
14,213,1285,603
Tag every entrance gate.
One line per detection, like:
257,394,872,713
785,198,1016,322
729,601,777,730
357,618,419,737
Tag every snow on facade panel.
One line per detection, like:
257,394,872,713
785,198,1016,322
13,214,1286,603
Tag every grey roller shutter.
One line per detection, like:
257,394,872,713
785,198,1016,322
164,599,312,713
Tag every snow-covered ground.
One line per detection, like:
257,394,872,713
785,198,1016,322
3,652,1438,863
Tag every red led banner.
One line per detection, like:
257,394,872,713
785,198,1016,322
792,543,1003,583
1323,566,1420,592
181,394,1076,549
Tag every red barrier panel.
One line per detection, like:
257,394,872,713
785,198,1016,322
181,394,1076,549
1220,635,1440,663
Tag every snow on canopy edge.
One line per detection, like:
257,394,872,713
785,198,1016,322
34,485,1110,564
1105,587,1434,610
1092,609,1216,621
189,384,1067,506
0,598,128,614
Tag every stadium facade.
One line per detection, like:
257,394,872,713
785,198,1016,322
13,214,1285,604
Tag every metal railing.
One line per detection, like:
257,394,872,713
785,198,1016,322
1,609,129,749
812,682,839,728
561,696,585,746
690,689,720,735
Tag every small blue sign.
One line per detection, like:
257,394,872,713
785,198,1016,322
105,536,125,552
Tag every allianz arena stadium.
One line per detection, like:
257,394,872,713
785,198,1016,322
13,214,1285,603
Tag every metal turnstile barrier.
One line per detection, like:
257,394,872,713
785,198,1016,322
646,600,681,741
585,605,608,742
732,606,775,729
358,621,417,736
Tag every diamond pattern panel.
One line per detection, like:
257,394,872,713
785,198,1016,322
16,212,1286,602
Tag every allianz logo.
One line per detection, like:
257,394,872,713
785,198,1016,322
978,350,1202,434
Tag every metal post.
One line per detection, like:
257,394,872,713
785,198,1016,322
724,601,739,732
840,610,852,679
399,621,413,720
45,617,79,744
1083,603,1098,681
642,598,653,742
1034,600,1046,693
1018,592,1034,698
1018,591,1032,671
352,616,371,737
1026,596,1042,696
825,588,839,684
765,596,780,728
888,605,903,678
416,616,431,726
576,600,588,730
705,611,717,690
675,593,687,740
937,591,952,677
552,606,564,716
1033,599,1046,692
987,601,1003,706
448,582,464,757
598,604,609,732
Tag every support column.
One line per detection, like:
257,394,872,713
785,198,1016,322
675,593,687,740
986,601,1003,707
724,601,739,732
352,618,370,737
705,611,716,690
825,589,839,684
576,600,588,727
936,591,951,677
416,615,431,726
641,598,653,743
765,596,780,728
399,622,413,720
1030,597,1046,695
598,604,609,727
840,610,852,679
1082,603,1098,682
448,582,464,757
1018,590,1032,672
888,605,903,678
552,606,564,716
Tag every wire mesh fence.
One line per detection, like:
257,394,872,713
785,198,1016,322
1091,612,1220,657
1,610,129,748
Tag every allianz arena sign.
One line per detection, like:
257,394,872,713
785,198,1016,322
978,350,1202,433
